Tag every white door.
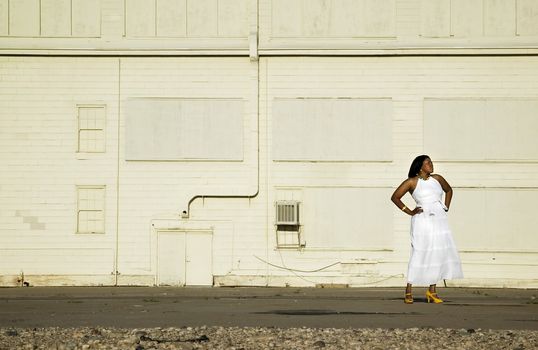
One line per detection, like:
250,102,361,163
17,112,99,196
157,232,186,286
157,230,212,286
185,232,213,286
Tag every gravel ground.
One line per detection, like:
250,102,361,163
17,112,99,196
1,327,537,350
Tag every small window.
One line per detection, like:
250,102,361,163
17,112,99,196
77,105,106,153
77,186,105,234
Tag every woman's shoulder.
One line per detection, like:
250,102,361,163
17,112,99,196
431,173,445,181
406,176,419,190
407,175,419,182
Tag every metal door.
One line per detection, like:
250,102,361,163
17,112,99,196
157,230,212,286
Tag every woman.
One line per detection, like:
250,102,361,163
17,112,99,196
391,155,463,304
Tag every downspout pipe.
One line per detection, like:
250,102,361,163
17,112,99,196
114,58,122,285
182,1,260,219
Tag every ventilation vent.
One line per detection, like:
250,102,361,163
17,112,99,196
275,201,300,225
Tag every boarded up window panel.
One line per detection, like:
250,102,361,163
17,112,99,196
9,0,40,36
451,0,483,38
271,0,302,37
218,0,248,37
420,0,450,38
302,188,394,250
484,0,516,36
156,0,186,37
517,0,538,36
186,0,217,37
126,0,156,37
41,0,71,37
302,0,331,37
72,0,101,37
329,0,360,37
0,0,8,36
424,99,486,161
272,99,392,162
424,99,538,161
484,100,538,161
452,189,538,251
125,98,244,161
272,0,394,38
361,0,395,37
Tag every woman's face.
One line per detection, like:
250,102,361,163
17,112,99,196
421,158,434,174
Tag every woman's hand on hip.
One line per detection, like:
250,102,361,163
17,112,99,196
411,207,423,216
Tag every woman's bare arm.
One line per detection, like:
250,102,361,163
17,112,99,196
391,178,422,216
432,174,453,210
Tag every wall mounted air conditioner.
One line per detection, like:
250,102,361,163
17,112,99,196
275,201,300,225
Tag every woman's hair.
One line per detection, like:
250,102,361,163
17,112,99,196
408,155,430,178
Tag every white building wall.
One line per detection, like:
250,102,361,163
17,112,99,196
0,0,537,287
115,57,259,285
252,56,538,288
0,58,120,285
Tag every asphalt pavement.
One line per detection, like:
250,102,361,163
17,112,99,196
0,286,536,330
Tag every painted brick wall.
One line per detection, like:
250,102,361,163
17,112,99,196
0,57,119,285
1,1,538,288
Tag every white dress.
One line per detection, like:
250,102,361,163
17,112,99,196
407,177,464,285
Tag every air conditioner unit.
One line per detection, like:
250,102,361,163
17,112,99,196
275,201,300,225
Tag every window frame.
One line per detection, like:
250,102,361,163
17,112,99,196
76,104,107,154
76,185,106,234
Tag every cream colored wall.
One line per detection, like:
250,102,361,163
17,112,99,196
0,58,120,285
1,1,538,288
254,56,538,288
0,0,252,52
260,0,538,52
1,0,538,54
116,57,258,284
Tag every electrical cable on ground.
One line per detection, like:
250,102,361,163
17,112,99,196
254,255,340,273
254,255,405,286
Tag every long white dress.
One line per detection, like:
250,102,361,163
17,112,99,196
407,177,464,285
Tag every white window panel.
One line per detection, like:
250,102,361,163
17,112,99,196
126,0,156,37
77,186,105,234
0,0,8,36
484,0,516,36
302,0,331,37
77,105,106,153
126,98,244,161
451,0,483,38
517,0,538,36
420,0,450,38
187,0,217,37
272,98,392,162
218,0,248,37
271,0,302,37
72,0,101,37
302,188,394,250
329,0,360,37
452,189,538,251
424,99,486,161
41,0,71,37
484,100,538,161
9,0,40,36
271,0,395,38
156,0,186,37
361,0,396,37
424,99,538,161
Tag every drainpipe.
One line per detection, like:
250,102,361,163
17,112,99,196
181,1,260,219
114,58,122,285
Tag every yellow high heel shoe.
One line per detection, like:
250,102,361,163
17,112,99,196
404,293,413,304
426,290,443,304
